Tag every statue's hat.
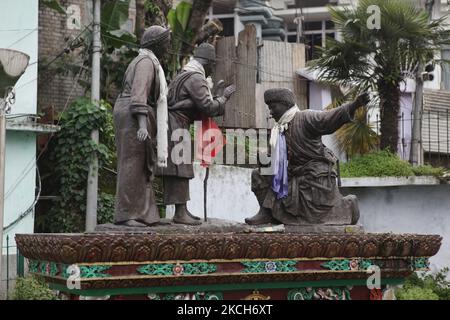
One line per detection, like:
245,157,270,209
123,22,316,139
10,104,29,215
140,26,170,49
264,88,296,107
194,43,216,62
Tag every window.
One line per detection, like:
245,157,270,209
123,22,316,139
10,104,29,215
219,18,235,37
286,20,335,61
287,0,335,9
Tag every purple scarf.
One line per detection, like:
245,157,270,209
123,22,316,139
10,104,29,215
271,132,288,199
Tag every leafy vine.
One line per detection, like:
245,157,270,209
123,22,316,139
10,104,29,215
38,97,116,232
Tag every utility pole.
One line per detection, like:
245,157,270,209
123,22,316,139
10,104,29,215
293,7,304,44
0,97,7,286
411,75,424,166
410,0,435,166
86,0,101,232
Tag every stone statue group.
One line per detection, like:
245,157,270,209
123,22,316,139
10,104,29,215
113,26,370,228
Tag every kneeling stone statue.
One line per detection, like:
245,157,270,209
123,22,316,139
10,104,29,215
245,88,370,226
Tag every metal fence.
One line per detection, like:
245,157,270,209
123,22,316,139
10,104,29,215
372,109,450,166
1,235,25,299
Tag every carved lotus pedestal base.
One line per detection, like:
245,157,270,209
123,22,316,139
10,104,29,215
15,224,442,300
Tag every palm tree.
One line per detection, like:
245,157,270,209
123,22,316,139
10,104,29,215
311,0,450,152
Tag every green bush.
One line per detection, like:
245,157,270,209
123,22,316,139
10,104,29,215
396,287,439,300
396,268,450,300
341,150,444,178
13,276,58,300
411,165,445,177
341,150,414,177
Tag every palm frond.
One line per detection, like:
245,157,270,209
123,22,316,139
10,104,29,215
335,107,379,157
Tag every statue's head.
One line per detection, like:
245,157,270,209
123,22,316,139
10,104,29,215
193,43,216,77
140,26,171,60
264,88,296,122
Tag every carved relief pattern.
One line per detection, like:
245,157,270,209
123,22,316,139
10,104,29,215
242,261,297,273
16,233,442,264
137,262,217,276
287,287,352,300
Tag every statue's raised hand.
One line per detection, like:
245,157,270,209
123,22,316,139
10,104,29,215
137,128,149,142
223,84,236,100
213,79,226,96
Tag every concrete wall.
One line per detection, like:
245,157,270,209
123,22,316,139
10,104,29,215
167,164,260,222
341,184,450,274
182,164,450,273
3,132,36,248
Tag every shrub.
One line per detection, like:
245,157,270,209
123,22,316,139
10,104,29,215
13,276,58,300
411,165,445,177
341,150,444,178
341,150,414,177
396,287,439,300
396,268,450,300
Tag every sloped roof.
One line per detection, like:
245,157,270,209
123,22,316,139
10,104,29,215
424,88,450,112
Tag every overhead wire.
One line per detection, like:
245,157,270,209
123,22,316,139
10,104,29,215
3,167,41,232
6,28,38,48
13,22,93,92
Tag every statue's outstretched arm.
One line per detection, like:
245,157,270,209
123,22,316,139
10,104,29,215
304,93,369,136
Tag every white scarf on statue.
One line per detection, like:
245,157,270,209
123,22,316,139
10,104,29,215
182,58,214,98
269,105,300,148
139,48,168,167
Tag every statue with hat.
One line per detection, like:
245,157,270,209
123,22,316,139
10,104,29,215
113,26,172,227
245,88,370,226
156,43,236,226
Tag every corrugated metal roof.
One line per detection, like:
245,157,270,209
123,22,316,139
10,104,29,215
424,89,450,112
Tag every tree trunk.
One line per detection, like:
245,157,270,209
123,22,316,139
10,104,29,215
181,0,213,56
378,79,401,153
135,0,146,41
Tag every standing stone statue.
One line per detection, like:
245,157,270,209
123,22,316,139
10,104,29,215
245,88,370,226
113,26,171,227
156,43,236,226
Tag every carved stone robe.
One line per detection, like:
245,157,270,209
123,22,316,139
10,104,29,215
155,70,226,179
252,103,360,225
113,55,160,225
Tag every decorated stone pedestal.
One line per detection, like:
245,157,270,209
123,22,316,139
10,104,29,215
15,219,442,300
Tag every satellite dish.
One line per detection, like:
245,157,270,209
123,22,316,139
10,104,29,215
0,48,30,98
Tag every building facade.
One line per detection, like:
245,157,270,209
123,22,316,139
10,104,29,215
1,0,40,298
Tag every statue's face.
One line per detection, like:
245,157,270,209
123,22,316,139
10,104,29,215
153,35,171,60
204,60,216,77
195,57,215,77
268,102,289,122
